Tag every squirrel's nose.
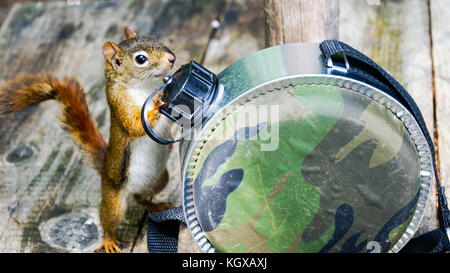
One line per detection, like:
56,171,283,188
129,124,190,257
168,54,176,64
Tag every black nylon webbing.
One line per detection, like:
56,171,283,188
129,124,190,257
147,206,185,253
319,40,450,237
400,228,450,253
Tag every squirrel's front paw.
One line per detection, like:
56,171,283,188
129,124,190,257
95,238,122,253
153,92,165,108
147,93,164,128
147,110,160,128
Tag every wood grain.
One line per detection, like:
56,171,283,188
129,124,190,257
203,0,265,73
264,0,339,46
431,0,450,235
177,0,266,253
0,0,218,253
339,0,440,236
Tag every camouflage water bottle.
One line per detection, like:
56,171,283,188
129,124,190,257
147,42,434,253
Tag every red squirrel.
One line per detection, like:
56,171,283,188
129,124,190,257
0,26,176,253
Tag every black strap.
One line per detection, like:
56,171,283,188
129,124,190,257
400,228,450,253
320,40,450,243
147,206,185,253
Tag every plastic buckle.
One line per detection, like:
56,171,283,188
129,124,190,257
326,53,350,75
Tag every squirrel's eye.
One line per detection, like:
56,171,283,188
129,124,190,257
135,54,148,65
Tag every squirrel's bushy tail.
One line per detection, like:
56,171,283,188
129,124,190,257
0,73,107,172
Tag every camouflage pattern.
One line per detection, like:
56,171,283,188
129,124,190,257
189,84,421,253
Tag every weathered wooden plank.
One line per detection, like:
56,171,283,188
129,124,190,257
339,0,437,236
0,1,66,27
0,1,105,253
202,0,265,73
432,0,450,237
264,0,339,46
177,0,266,252
0,0,218,253
0,0,15,27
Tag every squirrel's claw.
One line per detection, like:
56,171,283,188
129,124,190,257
95,238,122,253
147,93,164,128
152,93,165,108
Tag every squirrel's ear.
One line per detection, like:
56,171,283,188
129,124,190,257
124,26,137,39
102,41,122,69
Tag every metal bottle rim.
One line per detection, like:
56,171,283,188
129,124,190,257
181,74,433,253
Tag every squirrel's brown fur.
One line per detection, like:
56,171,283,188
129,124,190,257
0,27,176,253
0,73,107,171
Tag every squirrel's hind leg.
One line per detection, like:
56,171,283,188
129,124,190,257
96,176,125,253
137,198,175,213
135,169,174,213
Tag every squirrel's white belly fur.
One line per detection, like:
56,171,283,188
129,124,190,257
125,84,171,199
126,137,167,197
128,86,150,107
